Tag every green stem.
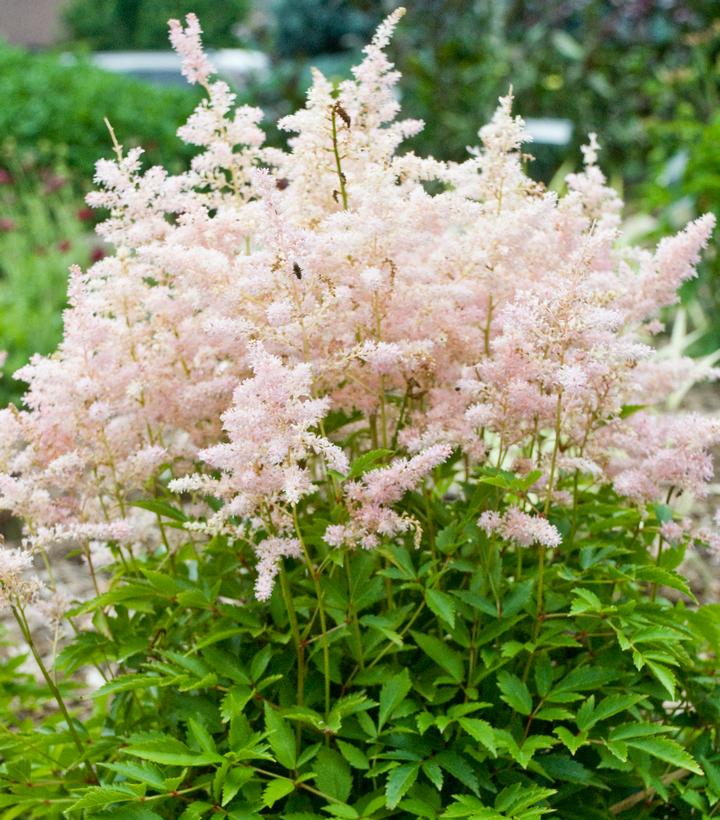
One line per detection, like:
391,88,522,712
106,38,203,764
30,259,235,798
536,392,563,630
293,507,331,718
280,567,304,707
344,555,365,669
12,603,97,782
330,105,349,209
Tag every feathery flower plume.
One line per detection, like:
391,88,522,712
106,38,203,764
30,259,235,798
0,10,716,601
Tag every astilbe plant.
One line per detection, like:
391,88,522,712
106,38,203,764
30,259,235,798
1,9,720,819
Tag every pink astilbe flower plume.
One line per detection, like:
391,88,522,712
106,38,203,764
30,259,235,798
326,444,452,550
168,13,214,86
0,10,717,601
479,508,562,549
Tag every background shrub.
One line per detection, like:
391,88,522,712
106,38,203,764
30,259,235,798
0,41,199,183
62,0,250,50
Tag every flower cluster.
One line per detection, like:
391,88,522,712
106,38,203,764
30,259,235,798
0,545,42,609
0,10,716,600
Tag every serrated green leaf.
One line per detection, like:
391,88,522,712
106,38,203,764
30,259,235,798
264,703,296,770
610,723,674,741
458,718,496,756
263,778,295,807
314,747,352,802
570,587,604,613
100,761,166,791
441,795,500,818
646,660,677,699
188,717,217,756
495,782,557,813
553,726,587,755
425,589,456,628
179,803,217,820
221,686,253,723
125,734,222,766
634,566,696,601
378,667,412,730
435,750,480,795
422,760,443,791
625,737,702,774
412,631,464,683
535,706,575,721
550,666,618,696
385,763,419,809
68,786,138,811
496,670,532,715
336,739,369,770
222,767,253,806
250,645,273,681
577,693,646,731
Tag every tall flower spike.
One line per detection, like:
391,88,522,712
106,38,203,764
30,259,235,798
168,13,215,86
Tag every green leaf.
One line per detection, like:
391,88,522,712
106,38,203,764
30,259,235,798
100,761,166,791
458,718,496,756
347,449,393,479
422,760,444,791
69,786,138,811
577,693,646,731
336,739,369,770
314,747,352,802
634,566,696,600
327,692,374,733
549,666,618,697
441,797,501,818
188,718,217,756
180,804,217,820
554,727,588,755
378,667,412,730
385,763,419,809
222,767,253,806
125,734,222,766
131,498,187,521
263,779,295,808
610,723,674,741
625,737,702,775
496,670,532,716
435,750,480,795
412,631,464,683
93,673,166,698
251,645,273,681
264,703,296,770
221,686,253,722
495,782,557,814
619,403,647,419
569,587,604,614
425,589,456,628
646,661,677,699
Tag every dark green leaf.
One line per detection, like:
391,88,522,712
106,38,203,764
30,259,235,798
385,763,419,809
496,671,532,716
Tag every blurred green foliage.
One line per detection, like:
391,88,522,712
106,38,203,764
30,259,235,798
251,0,719,186
639,20,720,353
0,152,102,405
62,0,250,50
0,40,199,183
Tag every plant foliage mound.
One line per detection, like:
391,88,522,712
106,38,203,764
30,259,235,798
0,10,719,819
